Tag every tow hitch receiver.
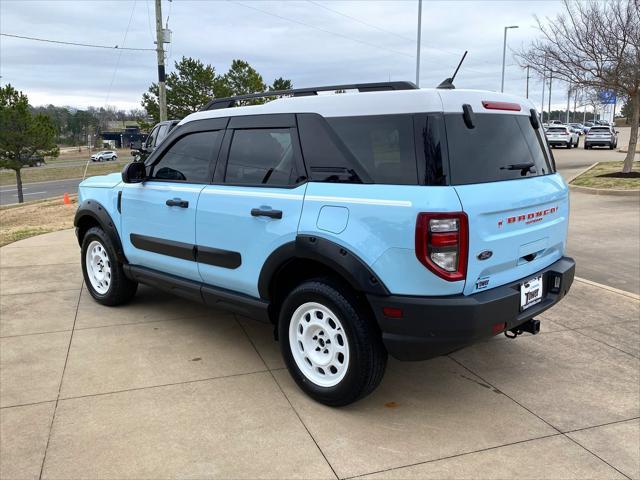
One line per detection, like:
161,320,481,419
505,319,540,339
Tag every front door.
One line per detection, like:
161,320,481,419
121,129,224,281
196,116,307,297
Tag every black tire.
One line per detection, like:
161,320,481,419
278,279,387,406
98,156,103,162
81,226,137,306
584,144,590,150
112,155,117,161
609,143,615,150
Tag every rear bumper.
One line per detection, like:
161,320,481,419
367,257,575,361
585,140,612,146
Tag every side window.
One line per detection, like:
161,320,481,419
224,129,298,186
151,130,222,183
145,126,158,149
326,115,418,185
156,124,169,146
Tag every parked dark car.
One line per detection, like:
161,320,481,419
131,120,180,162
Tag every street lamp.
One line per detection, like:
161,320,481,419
501,25,519,93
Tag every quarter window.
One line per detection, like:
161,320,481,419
151,131,222,183
326,115,418,185
225,129,299,186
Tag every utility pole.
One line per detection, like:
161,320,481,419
540,68,546,123
500,25,518,93
572,88,578,123
525,65,530,98
547,72,553,121
415,0,422,87
155,0,167,122
566,85,571,124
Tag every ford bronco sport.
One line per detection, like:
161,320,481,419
75,82,575,406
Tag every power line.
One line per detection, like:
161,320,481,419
105,0,138,105
306,0,414,43
0,33,155,51
227,0,413,59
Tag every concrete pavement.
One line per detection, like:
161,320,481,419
0,229,638,479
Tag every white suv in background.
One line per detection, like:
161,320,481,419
90,150,118,162
546,126,579,148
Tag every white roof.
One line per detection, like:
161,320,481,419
180,87,537,125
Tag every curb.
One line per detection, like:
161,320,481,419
568,162,640,197
568,184,640,197
574,276,640,301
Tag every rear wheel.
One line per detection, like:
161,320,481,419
609,143,615,150
111,155,117,161
279,280,387,406
81,226,137,305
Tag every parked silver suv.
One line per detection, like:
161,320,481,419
584,126,618,150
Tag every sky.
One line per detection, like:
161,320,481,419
0,0,587,113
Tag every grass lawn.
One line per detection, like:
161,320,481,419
571,161,640,190
0,161,125,186
0,196,77,246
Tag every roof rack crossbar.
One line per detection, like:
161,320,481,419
201,81,418,111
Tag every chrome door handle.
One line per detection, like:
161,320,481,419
251,208,282,219
166,198,189,208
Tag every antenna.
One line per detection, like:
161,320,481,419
437,50,468,89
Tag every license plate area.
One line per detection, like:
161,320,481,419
520,275,543,310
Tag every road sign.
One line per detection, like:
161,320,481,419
598,90,616,105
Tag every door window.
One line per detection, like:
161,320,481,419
225,129,299,186
151,130,222,183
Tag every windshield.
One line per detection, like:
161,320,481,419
444,113,553,185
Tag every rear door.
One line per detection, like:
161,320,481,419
196,114,307,298
444,110,569,295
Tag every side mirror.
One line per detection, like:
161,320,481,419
121,161,147,184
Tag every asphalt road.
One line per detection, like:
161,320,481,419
0,177,82,206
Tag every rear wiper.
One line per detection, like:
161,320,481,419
501,162,536,176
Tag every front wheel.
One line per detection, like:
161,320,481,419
279,280,387,406
81,226,137,305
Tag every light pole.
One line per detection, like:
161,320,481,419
500,25,518,93
415,0,422,87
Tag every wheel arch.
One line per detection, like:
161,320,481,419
74,200,127,263
258,235,389,324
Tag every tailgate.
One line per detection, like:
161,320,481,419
455,174,569,295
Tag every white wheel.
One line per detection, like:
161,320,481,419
85,240,112,295
288,302,350,388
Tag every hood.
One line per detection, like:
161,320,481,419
79,172,122,188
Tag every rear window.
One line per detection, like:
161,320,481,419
326,115,418,185
444,113,553,185
548,127,567,133
589,127,610,132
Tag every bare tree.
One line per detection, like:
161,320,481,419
518,0,639,173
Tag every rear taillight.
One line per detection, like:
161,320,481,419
415,212,468,281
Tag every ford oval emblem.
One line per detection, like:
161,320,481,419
477,250,493,261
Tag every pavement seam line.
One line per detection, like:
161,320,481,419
448,356,633,480
234,314,340,480
571,327,639,359
0,328,73,339
562,433,632,480
574,276,640,301
561,416,640,435
56,369,271,402
38,283,82,480
344,432,564,479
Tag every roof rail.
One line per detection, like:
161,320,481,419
201,81,418,111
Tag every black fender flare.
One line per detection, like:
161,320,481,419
258,234,390,300
74,199,127,263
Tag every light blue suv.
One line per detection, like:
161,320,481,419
75,82,575,406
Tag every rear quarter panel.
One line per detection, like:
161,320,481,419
299,183,465,296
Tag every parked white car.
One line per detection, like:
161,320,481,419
585,126,618,149
545,126,579,148
90,150,118,162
